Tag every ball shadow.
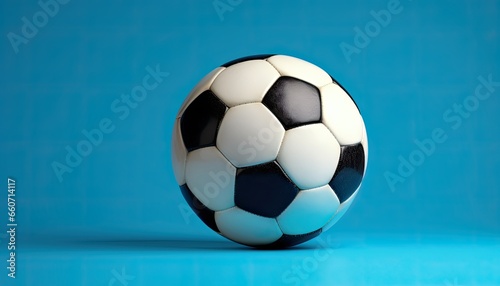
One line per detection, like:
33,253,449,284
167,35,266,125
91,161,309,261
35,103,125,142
34,238,328,252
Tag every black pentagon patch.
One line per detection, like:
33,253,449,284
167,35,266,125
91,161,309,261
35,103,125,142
180,91,227,151
329,75,360,111
262,77,321,130
235,161,299,218
260,228,323,249
180,184,220,233
329,143,365,203
221,54,275,67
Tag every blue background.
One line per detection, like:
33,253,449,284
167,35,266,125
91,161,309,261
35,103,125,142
1,0,499,285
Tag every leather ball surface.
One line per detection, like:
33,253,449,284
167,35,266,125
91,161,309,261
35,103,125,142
172,55,368,248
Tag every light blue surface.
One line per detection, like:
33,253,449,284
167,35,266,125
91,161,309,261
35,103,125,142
0,0,499,285
15,234,500,286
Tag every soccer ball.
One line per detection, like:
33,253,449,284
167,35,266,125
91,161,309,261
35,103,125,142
171,54,368,248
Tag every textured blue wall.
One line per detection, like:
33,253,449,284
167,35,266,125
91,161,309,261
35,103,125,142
0,0,498,243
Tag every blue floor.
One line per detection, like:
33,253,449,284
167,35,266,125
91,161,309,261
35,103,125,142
10,233,499,286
